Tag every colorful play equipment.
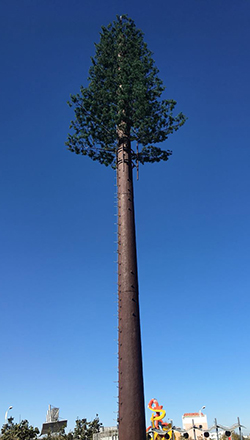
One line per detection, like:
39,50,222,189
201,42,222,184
147,399,173,440
146,401,246,440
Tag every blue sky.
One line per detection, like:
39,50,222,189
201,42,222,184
1,0,250,434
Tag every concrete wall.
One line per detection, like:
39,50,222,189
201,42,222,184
93,426,118,440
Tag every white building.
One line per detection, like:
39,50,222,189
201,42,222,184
209,432,224,440
182,413,208,440
93,426,118,440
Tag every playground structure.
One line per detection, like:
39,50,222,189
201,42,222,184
147,399,173,440
146,399,246,440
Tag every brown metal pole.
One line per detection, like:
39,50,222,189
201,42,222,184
117,131,146,440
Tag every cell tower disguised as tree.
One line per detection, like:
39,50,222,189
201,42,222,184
66,15,186,440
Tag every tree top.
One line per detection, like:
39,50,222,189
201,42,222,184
66,15,186,168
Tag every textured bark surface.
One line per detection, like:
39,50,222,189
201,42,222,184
117,132,146,440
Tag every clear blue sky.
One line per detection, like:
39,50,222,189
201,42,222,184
1,0,250,434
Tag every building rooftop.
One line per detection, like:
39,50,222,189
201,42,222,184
183,413,205,417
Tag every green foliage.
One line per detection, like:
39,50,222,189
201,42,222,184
72,415,102,440
66,15,186,168
1,415,102,440
42,427,71,440
41,415,102,440
1,417,39,440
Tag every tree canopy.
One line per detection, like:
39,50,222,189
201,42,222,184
72,415,102,440
40,416,102,440
1,417,39,440
66,15,186,168
0,415,102,440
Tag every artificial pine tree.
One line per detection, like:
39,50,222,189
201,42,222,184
66,15,186,440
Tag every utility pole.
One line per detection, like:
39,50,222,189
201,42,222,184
117,131,146,440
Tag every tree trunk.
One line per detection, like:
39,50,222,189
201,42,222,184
117,131,146,440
